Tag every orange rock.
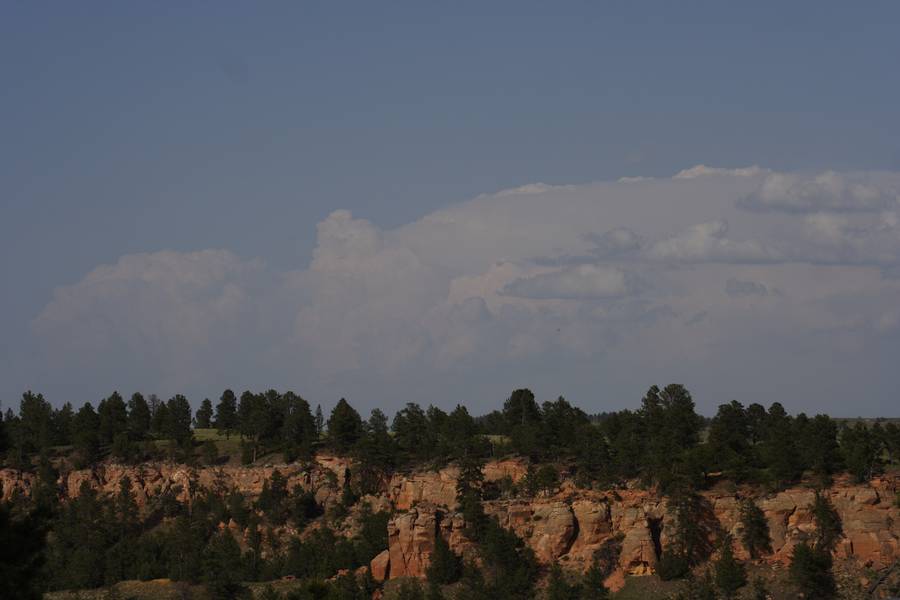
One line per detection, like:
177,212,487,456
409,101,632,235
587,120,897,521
370,549,391,581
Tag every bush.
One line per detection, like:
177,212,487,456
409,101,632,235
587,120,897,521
789,542,836,599
657,550,690,581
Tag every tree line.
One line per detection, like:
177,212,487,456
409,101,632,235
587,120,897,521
3,385,899,492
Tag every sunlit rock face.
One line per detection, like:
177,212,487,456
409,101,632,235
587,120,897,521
2,458,897,592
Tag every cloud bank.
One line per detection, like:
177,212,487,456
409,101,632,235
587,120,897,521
31,168,900,414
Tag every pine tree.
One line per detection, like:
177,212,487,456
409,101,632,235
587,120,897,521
580,561,610,600
195,398,214,429
547,563,581,600
0,504,47,600
713,535,746,599
127,393,151,440
789,542,835,599
738,499,771,559
98,392,128,445
811,491,842,553
327,399,363,453
426,533,462,585
214,389,238,436
202,530,246,600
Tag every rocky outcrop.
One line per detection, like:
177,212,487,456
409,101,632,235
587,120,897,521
387,457,530,511
3,457,898,591
0,456,353,509
382,476,900,590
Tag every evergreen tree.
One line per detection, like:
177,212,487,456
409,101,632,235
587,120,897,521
580,561,610,600
713,535,746,599
0,409,7,455
97,392,128,445
214,389,239,436
789,542,835,599
841,421,882,483
202,530,246,599
127,393,151,440
760,403,801,487
315,404,324,438
281,391,316,461
811,491,842,553
18,391,53,453
0,504,46,600
426,532,462,585
546,563,580,600
738,499,771,559
707,401,753,482
165,395,193,448
327,399,363,453
195,398,214,429
638,384,703,490
395,579,425,600
51,402,74,446
72,403,100,466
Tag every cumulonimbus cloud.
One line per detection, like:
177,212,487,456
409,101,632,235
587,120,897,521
29,166,900,413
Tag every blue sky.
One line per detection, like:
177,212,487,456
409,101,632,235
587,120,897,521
3,3,900,415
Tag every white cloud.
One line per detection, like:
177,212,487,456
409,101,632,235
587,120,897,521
29,167,900,414
741,170,900,213
725,278,770,297
645,220,782,263
502,265,635,300
674,164,768,179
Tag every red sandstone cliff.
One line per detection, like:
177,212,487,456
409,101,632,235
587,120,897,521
2,458,897,592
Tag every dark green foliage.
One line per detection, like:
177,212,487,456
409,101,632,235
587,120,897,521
738,499,771,558
657,550,690,581
546,563,581,600
0,504,46,600
789,542,836,599
841,421,882,482
215,389,239,435
203,530,247,599
17,391,53,454
811,491,842,552
392,403,436,463
98,392,129,446
0,409,8,454
707,401,753,482
668,571,717,600
795,414,841,485
165,394,194,448
580,561,610,600
713,536,746,599
426,531,462,585
127,393,151,440
352,505,389,566
195,398,214,429
393,579,425,600
524,464,559,496
289,486,323,527
477,516,539,598
749,577,769,600
72,402,100,467
328,398,364,453
759,403,802,487
202,440,219,465
665,488,717,568
639,384,704,490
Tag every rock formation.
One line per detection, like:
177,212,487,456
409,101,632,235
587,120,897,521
2,456,897,592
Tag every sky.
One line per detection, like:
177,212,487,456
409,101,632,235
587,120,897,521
2,2,900,417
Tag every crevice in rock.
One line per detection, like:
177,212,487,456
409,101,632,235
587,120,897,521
647,517,663,560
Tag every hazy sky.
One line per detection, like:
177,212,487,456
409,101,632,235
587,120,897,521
3,3,900,416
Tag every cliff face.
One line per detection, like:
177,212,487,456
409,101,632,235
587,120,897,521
2,459,898,591
374,474,900,591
